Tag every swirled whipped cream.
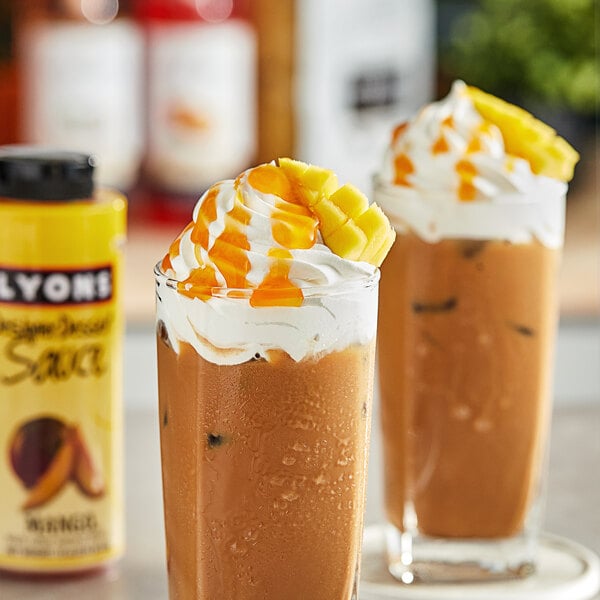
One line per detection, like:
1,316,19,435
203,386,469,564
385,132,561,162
377,80,567,247
157,162,379,365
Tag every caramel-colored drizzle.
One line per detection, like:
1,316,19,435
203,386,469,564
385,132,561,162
248,164,318,306
190,185,219,250
442,115,454,129
431,115,455,155
247,163,307,207
391,122,408,145
251,248,303,308
456,159,478,202
161,223,193,273
466,122,490,154
393,154,415,187
432,134,449,154
466,136,483,154
162,165,320,306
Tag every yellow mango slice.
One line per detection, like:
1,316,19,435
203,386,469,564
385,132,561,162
311,197,348,238
329,184,369,219
325,221,368,261
302,165,339,202
277,157,308,179
361,228,396,267
467,86,579,181
278,158,338,206
277,158,396,266
355,204,390,239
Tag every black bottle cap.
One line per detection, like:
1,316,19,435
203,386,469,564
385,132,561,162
0,147,95,201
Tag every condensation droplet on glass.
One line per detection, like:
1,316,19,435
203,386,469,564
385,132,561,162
292,442,309,452
474,417,493,433
452,404,472,420
478,333,492,346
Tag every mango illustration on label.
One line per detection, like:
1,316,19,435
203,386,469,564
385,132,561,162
9,417,105,510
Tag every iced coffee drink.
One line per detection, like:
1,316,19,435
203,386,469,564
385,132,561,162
374,81,579,582
155,160,395,599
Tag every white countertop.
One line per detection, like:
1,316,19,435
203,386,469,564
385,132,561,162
1,404,599,600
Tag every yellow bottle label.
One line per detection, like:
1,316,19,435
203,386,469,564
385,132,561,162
0,191,126,572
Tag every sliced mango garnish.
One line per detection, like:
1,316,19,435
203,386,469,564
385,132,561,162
278,157,339,206
278,159,396,267
163,159,395,308
466,86,580,182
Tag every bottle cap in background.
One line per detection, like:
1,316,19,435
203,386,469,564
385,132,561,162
0,147,95,201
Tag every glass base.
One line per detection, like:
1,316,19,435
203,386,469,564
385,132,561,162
385,524,536,584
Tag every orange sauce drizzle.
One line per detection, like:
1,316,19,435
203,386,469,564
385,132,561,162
456,159,478,202
229,197,251,226
250,248,303,308
190,185,219,250
167,164,323,306
466,136,483,154
432,134,449,154
442,115,454,129
161,223,193,272
456,159,477,179
247,163,307,206
458,181,477,202
393,153,415,186
179,264,219,300
271,200,318,250
160,254,172,273
208,225,251,290
391,122,408,144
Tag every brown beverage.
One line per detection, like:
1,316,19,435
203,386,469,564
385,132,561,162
154,159,393,598
157,338,374,600
378,233,559,539
373,80,577,581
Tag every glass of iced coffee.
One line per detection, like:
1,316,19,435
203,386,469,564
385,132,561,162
374,81,579,583
155,159,395,599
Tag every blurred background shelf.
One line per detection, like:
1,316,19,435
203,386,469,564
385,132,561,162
1,0,595,325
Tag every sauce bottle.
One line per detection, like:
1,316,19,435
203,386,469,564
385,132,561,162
0,147,126,575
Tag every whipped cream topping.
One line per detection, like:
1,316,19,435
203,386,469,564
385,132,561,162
156,272,378,365
163,164,375,297
158,162,378,365
377,81,566,247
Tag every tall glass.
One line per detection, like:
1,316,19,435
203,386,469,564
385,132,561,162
374,178,566,582
155,265,379,599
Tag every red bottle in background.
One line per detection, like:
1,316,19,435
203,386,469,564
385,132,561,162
135,0,256,224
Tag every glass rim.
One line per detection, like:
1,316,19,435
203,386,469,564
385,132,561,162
154,261,380,301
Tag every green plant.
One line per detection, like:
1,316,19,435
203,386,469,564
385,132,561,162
445,0,598,115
